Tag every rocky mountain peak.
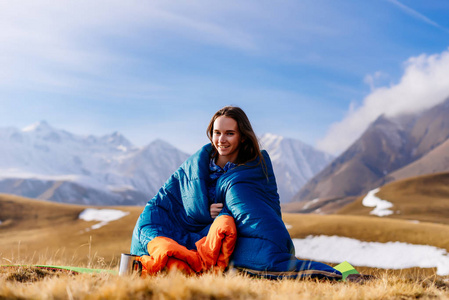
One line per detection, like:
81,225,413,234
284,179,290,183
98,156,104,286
260,133,334,202
100,131,133,150
294,97,449,213
21,120,54,133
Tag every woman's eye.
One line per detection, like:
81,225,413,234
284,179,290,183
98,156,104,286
227,133,234,136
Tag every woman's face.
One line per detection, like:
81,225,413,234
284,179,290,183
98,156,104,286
212,116,242,164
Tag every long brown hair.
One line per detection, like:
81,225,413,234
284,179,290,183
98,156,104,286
207,106,263,165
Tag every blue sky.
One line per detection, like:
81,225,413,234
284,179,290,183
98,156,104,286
1,0,449,154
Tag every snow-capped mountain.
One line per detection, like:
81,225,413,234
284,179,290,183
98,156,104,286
260,133,334,203
0,122,332,205
0,121,190,205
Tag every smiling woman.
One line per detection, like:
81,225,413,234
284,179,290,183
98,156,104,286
130,106,342,279
210,116,242,168
206,106,262,168
206,106,265,219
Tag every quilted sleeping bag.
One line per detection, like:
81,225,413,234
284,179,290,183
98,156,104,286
130,144,341,279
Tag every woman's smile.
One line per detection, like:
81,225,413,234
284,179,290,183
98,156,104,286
212,116,243,168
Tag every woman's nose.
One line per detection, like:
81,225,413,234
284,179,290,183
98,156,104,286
219,135,226,143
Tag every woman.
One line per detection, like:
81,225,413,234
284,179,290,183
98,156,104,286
130,106,342,279
207,106,265,219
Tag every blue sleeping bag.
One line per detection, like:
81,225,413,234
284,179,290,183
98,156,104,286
130,144,341,279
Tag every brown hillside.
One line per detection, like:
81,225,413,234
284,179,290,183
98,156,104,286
0,194,143,266
337,172,449,225
295,115,411,202
281,196,357,214
407,99,449,159
387,138,449,182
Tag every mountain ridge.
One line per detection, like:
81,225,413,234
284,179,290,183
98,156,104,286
293,97,449,212
0,122,190,205
260,133,334,202
0,123,330,205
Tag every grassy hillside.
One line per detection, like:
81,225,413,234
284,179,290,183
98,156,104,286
0,194,143,266
2,193,449,299
2,192,449,270
3,176,449,300
338,172,449,225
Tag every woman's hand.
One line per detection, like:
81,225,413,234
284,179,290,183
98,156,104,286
210,203,224,219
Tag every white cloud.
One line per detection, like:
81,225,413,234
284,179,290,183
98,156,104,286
0,0,357,92
0,1,123,89
363,71,390,91
0,0,259,91
317,49,449,154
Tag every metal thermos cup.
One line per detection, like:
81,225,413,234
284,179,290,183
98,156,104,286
119,253,142,276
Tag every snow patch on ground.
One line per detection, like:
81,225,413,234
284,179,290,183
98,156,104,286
362,188,394,216
293,235,449,276
303,198,320,210
284,223,292,229
79,208,129,231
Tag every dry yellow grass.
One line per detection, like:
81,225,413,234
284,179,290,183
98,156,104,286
1,265,449,300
